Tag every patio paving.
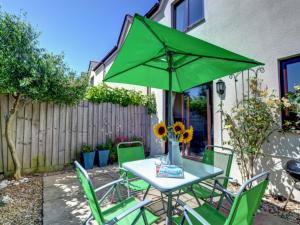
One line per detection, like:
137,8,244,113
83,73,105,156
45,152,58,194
43,165,296,225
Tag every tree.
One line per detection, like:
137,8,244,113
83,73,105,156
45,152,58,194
0,10,89,179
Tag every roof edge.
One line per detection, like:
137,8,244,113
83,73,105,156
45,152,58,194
92,2,161,72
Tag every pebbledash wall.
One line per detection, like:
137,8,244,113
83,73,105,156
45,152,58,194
91,0,300,200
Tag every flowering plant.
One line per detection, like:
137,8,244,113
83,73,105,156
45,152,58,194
153,121,193,144
224,77,284,181
283,85,300,130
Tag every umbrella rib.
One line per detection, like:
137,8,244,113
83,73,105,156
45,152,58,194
173,52,263,65
175,56,203,70
139,16,165,46
143,63,168,71
104,54,166,80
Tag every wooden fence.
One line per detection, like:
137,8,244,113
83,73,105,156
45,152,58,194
0,95,151,174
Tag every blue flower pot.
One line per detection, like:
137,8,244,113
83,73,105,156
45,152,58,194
81,151,95,170
96,150,110,167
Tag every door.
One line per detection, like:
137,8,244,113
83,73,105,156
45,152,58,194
167,82,213,158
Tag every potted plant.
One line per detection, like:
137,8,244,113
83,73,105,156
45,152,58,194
81,144,95,169
95,143,110,167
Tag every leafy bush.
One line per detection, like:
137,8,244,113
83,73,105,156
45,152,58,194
224,77,283,181
81,144,94,153
189,97,207,113
85,83,156,114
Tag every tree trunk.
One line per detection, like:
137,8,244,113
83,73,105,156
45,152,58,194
5,94,22,180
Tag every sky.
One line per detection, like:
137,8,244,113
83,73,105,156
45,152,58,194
0,0,158,74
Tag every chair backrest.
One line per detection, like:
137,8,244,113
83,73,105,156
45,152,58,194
203,145,233,187
74,161,104,225
117,141,145,179
225,172,269,225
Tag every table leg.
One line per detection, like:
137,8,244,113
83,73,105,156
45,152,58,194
165,192,173,225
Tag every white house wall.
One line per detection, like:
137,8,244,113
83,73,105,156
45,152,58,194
153,0,300,200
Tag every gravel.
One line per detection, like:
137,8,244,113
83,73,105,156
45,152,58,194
0,176,43,225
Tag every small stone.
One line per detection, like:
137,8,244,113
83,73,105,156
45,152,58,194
19,177,30,183
0,195,14,205
13,182,19,186
0,180,9,190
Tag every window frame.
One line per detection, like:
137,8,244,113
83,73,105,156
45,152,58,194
172,0,205,32
279,54,300,130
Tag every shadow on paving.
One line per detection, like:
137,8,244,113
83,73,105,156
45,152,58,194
43,164,298,225
43,165,121,225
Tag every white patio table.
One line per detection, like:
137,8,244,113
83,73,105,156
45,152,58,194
123,157,223,225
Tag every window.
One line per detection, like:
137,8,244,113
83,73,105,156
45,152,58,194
90,76,94,86
173,0,204,32
280,56,300,129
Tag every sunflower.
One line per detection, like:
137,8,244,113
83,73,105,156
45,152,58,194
173,121,185,135
153,122,168,139
179,126,193,144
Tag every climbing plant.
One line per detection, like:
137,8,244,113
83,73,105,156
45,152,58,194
85,83,157,114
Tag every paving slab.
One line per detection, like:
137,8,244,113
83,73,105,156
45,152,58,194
43,165,297,225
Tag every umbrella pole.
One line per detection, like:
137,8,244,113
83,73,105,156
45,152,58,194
167,50,173,164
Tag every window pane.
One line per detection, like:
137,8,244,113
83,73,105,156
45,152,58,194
184,83,212,156
287,61,300,92
175,0,188,31
189,0,204,25
281,57,300,130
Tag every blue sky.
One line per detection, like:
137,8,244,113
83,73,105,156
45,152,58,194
0,0,157,74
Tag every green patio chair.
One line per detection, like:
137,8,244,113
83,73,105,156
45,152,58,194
74,161,159,225
173,171,269,225
117,141,151,197
188,145,234,202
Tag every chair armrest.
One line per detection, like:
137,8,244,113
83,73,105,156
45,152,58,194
212,176,234,181
94,179,124,193
214,177,237,197
176,200,211,225
106,199,152,225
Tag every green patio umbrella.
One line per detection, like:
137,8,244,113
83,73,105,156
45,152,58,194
104,14,263,158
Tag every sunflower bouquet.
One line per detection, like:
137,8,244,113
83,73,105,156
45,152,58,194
153,121,193,143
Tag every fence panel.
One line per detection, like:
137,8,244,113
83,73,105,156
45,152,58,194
0,95,150,174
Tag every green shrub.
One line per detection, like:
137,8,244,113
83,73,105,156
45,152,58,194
81,144,94,153
85,83,156,114
96,143,110,151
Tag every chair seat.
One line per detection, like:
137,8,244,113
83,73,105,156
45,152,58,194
127,179,150,191
103,197,159,225
172,203,227,225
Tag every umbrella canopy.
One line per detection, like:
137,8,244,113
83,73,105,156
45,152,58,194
104,14,263,93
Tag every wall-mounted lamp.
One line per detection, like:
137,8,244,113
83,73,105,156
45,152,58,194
216,79,226,96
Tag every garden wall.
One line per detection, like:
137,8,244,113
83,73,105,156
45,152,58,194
0,95,151,175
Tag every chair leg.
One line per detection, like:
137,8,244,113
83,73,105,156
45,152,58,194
131,210,143,225
141,208,149,225
217,192,225,210
143,185,151,200
190,186,201,207
174,189,182,209
83,214,93,225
